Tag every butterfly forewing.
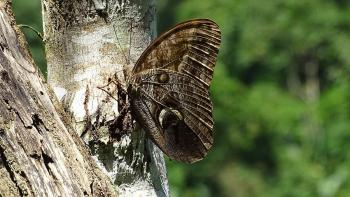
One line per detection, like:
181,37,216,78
129,19,221,163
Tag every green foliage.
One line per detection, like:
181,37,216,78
13,0,350,196
13,0,46,74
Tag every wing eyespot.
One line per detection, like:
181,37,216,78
157,73,170,83
158,108,183,130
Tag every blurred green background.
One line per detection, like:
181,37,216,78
13,0,350,196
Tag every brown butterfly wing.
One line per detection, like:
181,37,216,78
129,19,221,163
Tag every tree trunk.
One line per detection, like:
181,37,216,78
0,1,116,196
42,0,169,196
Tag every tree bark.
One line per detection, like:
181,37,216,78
0,1,116,196
42,0,169,196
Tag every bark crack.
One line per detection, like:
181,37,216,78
0,145,27,196
31,113,49,133
82,85,92,139
42,151,54,178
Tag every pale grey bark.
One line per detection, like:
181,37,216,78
42,0,169,196
0,1,116,196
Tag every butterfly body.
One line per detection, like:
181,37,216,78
126,19,221,163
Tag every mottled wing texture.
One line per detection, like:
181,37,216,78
129,19,221,163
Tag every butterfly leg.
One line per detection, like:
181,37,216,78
97,72,128,100
97,74,135,140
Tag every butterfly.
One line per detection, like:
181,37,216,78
126,19,221,163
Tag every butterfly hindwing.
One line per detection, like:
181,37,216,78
128,19,221,163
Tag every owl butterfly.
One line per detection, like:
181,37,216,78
127,19,221,163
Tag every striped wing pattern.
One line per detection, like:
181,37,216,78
129,19,221,163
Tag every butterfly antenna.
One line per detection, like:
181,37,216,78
128,20,133,66
112,23,130,66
